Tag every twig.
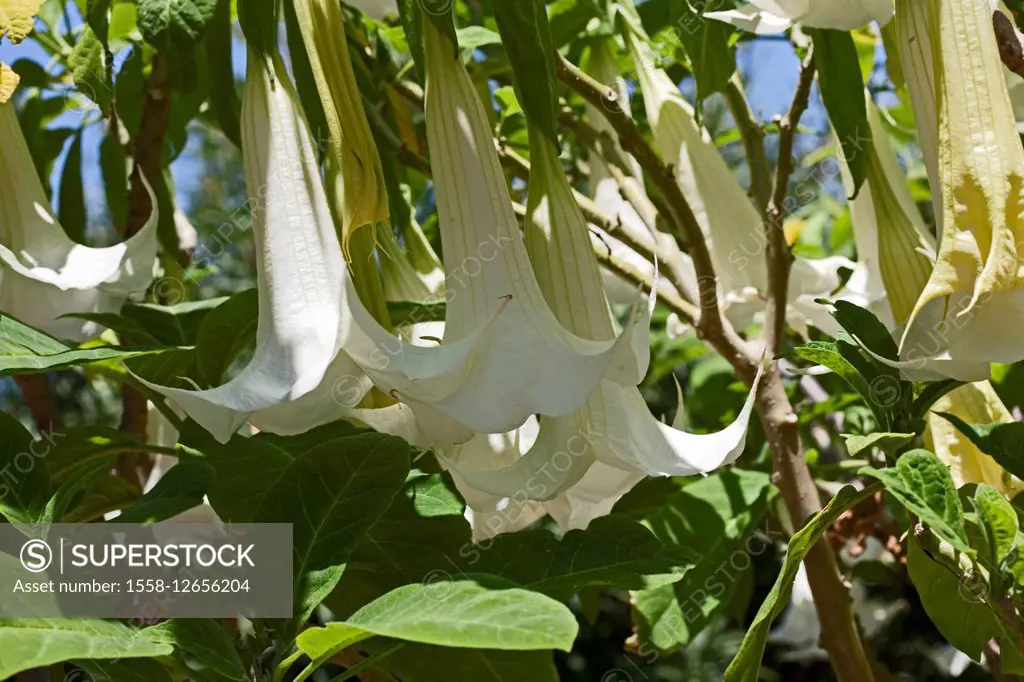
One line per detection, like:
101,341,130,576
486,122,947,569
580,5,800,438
764,51,815,356
495,140,697,308
555,53,755,377
723,74,772,215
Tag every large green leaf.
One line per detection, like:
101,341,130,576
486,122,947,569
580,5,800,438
724,484,880,682
69,24,113,112
938,413,1024,480
196,424,411,620
809,28,872,197
0,619,172,678
632,469,776,651
329,472,473,617
0,314,169,375
861,449,971,555
194,287,257,386
907,540,1005,661
974,484,1020,567
116,460,215,523
472,515,699,599
76,658,175,682
299,577,578,657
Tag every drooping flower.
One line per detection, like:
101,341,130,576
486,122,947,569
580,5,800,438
437,104,762,535
133,50,373,442
141,25,652,445
882,0,1024,382
0,101,159,341
824,89,1021,498
706,0,894,35
349,20,656,442
620,25,851,339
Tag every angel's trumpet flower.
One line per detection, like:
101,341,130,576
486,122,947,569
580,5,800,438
349,20,655,443
706,0,894,35
0,101,158,341
133,51,372,442
621,26,850,339
438,115,761,531
831,93,1021,497
880,0,1024,382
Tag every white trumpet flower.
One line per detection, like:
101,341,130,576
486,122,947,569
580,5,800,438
133,51,373,442
141,27,652,445
438,118,761,530
880,0,1024,382
622,29,850,339
349,21,655,443
706,0,894,35
0,102,159,341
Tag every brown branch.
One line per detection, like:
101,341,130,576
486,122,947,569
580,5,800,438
764,51,815,356
755,50,876,682
555,52,755,377
118,53,174,490
14,375,62,432
724,74,772,215
995,9,1024,78
495,140,697,307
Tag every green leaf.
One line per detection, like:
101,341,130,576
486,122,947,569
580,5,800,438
116,460,215,523
861,449,971,555
77,658,175,682
911,379,965,420
842,432,915,457
39,459,110,524
975,484,1020,566
137,0,217,52
633,469,777,651
0,412,49,524
57,131,87,243
829,300,898,360
145,619,247,681
299,577,578,656
938,412,1024,480
204,0,240,147
472,516,699,599
456,25,501,49
69,25,113,112
195,288,257,386
809,29,872,198
491,0,560,145
0,619,172,678
669,0,736,102
724,484,880,682
122,297,228,346
196,425,411,621
329,472,473,617
0,313,171,375
371,643,558,682
907,540,1004,661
